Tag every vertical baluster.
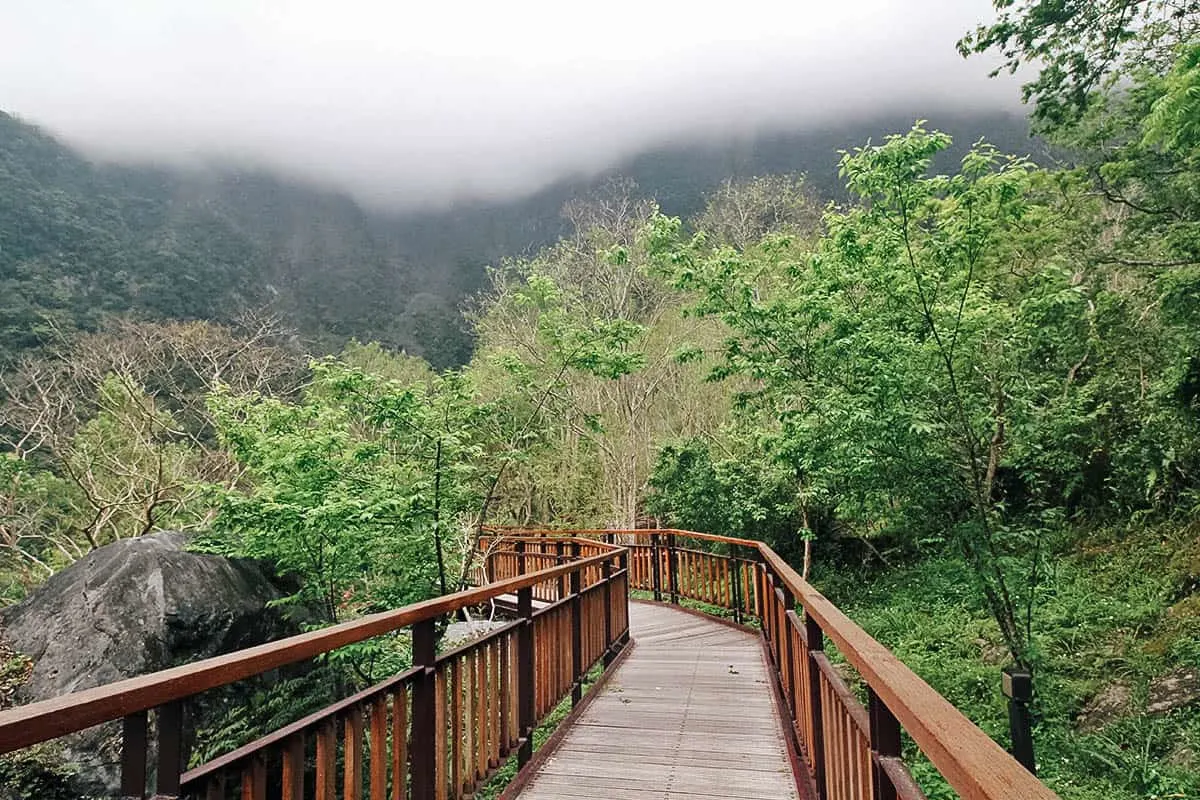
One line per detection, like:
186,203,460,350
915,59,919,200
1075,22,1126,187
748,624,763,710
777,587,795,707
434,668,447,800
476,644,489,781
450,658,462,796
808,615,828,800
548,609,556,705
555,539,566,600
510,631,520,748
849,710,859,796
763,572,775,651
517,586,535,766
721,556,731,610
705,553,714,604
533,615,543,718
411,619,437,800
155,701,184,798
346,706,365,800
370,698,387,800
666,533,678,603
649,532,662,601
561,605,569,695
602,558,614,664
497,637,509,756
120,710,148,800
463,651,475,794
625,568,631,633
831,689,846,800
868,689,900,800
570,545,583,706
283,733,306,800
490,639,501,767
755,565,766,627
317,720,337,800
204,773,225,800
392,686,409,800
241,753,267,800
731,552,743,623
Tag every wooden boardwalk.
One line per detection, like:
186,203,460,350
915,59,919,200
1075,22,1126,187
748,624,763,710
514,602,802,800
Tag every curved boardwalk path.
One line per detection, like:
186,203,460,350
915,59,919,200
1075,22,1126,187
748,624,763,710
514,601,803,800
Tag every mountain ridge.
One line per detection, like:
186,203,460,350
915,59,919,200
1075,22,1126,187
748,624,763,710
0,108,1034,368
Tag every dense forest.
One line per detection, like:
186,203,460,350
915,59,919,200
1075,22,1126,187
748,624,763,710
2,2,1200,799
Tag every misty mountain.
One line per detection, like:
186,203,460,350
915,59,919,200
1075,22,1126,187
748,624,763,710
0,109,1034,368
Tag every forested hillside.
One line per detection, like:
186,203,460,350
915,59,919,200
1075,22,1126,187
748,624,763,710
0,109,1033,372
2,2,1199,798
0,112,461,367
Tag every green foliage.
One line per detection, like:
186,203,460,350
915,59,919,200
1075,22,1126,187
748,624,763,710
1143,41,1200,153
654,122,1200,669
189,672,344,766
647,437,807,561
0,744,77,800
469,181,732,527
823,522,1200,800
203,360,496,630
959,1,1200,129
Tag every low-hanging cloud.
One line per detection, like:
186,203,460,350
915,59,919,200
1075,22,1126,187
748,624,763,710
1,0,1020,209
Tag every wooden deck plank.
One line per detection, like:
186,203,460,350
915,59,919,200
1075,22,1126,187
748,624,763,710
514,602,800,800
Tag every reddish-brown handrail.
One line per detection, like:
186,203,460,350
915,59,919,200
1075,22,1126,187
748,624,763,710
0,542,622,752
758,546,1055,800
482,528,1058,800
486,525,762,548
0,526,1058,800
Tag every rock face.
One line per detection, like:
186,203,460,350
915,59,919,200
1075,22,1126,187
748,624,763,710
1147,667,1200,715
1076,682,1133,733
0,531,292,797
1076,667,1200,734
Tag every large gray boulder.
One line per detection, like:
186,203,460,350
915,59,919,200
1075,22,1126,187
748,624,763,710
0,531,292,798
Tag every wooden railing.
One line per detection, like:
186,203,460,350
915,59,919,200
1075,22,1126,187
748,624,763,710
484,528,1059,800
0,525,1059,800
0,537,629,800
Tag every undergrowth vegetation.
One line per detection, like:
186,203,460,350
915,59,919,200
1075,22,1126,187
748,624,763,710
821,521,1200,799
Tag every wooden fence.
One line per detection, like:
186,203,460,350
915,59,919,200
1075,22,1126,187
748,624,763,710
483,528,1058,800
0,538,629,800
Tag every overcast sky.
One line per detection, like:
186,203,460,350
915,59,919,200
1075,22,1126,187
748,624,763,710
1,1,1020,209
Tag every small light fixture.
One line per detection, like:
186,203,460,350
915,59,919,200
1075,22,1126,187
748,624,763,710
1001,666,1036,774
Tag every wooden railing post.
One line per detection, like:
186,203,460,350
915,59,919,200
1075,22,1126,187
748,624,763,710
410,618,437,800
650,532,662,601
569,542,583,706
515,538,526,574
556,539,567,600
601,557,614,665
156,701,183,797
120,710,148,799
730,547,743,624
517,586,535,767
869,687,901,800
806,614,828,800
763,572,776,655
776,583,796,711
666,532,678,604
